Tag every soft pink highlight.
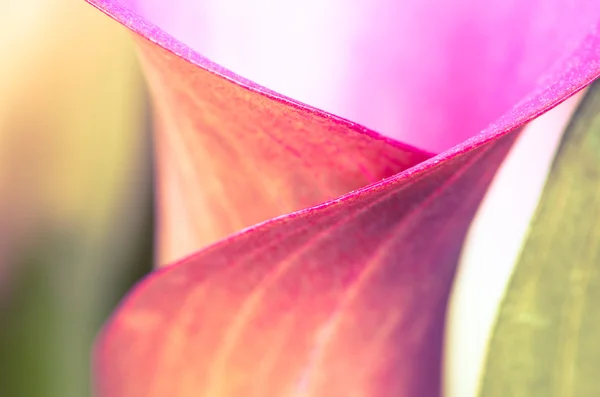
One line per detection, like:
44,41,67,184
96,0,598,151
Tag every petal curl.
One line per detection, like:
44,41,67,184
95,0,599,151
89,1,432,264
96,129,517,397
87,1,600,396
92,25,600,396
88,0,600,263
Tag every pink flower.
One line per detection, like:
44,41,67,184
87,0,600,396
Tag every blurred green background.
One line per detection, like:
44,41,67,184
0,1,153,396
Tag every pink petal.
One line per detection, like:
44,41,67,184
90,6,600,394
96,131,517,397
87,0,600,395
88,0,600,263
95,0,598,151
91,2,432,264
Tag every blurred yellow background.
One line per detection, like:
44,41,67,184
0,1,153,396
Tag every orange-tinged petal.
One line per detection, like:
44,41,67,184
92,35,600,391
95,130,517,397
88,1,600,396
139,38,430,264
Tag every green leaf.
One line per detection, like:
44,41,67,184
479,81,600,397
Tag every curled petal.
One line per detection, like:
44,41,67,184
92,25,600,393
95,0,600,151
141,36,430,263
96,130,518,397
93,1,432,264
88,1,600,396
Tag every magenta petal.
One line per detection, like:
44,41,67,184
93,0,599,151
87,2,434,264
90,9,600,396
87,0,600,395
95,132,517,397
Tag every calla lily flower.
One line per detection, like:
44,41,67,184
87,0,600,396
